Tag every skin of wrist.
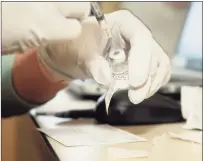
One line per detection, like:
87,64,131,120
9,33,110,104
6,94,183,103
12,49,67,104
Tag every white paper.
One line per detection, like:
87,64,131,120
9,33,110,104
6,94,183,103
181,86,202,130
34,89,96,114
169,131,202,144
38,124,146,147
108,148,148,159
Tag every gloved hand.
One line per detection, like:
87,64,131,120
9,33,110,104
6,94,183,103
2,2,112,86
2,2,171,104
2,2,90,53
38,9,171,104
78,10,171,104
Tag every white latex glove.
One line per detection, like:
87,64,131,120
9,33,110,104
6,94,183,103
2,2,90,53
2,2,112,86
2,2,171,103
79,10,171,104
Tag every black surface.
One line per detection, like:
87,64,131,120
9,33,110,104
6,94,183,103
44,90,184,126
95,90,184,125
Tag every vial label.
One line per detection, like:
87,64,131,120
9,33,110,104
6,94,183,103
105,71,129,113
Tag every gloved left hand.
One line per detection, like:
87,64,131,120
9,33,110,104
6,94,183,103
36,10,171,104
42,9,171,104
78,10,171,104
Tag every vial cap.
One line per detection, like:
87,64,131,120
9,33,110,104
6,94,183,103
109,50,126,63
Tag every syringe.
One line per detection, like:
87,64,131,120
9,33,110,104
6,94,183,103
91,2,128,113
91,2,112,57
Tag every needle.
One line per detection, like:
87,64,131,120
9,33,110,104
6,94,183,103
91,2,112,58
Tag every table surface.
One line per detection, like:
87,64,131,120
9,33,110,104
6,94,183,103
32,90,202,161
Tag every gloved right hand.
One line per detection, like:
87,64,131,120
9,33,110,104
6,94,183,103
2,2,113,86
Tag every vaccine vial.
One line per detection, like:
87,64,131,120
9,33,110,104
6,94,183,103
105,49,129,113
109,49,128,75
